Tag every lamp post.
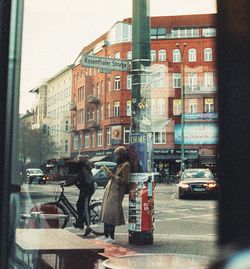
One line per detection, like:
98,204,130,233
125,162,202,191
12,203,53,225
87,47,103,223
176,43,186,171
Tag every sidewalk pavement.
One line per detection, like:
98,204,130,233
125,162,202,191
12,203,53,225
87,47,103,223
36,231,218,268
99,232,218,260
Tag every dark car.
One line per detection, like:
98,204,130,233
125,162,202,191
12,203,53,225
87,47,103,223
178,168,218,199
92,161,116,188
25,168,47,184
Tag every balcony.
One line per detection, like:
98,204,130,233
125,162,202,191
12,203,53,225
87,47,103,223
87,119,100,129
185,85,217,95
70,102,77,111
87,94,100,104
105,116,131,126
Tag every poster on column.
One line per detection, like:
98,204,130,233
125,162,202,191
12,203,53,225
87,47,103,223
128,132,147,173
128,173,154,232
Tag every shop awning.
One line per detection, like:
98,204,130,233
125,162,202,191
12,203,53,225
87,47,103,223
151,119,171,131
89,155,108,162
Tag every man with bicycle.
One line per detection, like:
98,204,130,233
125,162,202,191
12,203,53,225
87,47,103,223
63,155,95,236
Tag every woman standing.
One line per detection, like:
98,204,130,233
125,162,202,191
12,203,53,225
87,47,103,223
99,146,131,243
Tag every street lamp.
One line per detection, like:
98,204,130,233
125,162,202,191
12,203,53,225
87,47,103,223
176,43,187,171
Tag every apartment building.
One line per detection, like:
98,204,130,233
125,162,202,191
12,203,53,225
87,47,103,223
29,82,48,130
71,14,217,174
46,65,73,159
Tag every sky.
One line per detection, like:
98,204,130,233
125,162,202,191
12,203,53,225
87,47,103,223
19,0,217,114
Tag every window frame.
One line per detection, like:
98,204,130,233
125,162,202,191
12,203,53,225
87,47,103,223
173,49,181,63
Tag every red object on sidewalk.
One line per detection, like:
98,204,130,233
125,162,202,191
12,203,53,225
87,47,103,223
25,204,60,228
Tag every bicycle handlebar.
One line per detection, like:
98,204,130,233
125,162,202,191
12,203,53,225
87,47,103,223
59,181,65,191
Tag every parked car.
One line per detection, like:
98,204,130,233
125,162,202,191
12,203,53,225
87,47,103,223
178,168,218,199
92,161,116,188
25,168,47,184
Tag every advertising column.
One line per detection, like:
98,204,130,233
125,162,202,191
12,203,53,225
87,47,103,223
129,0,153,244
128,133,155,244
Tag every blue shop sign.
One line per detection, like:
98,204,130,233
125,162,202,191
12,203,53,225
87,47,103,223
175,123,218,145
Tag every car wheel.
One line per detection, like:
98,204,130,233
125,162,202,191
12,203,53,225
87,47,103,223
178,193,184,199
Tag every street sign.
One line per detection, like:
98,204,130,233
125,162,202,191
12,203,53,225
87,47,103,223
81,54,130,72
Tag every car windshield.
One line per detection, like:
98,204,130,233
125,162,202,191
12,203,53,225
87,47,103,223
183,170,213,179
92,168,100,176
28,169,42,174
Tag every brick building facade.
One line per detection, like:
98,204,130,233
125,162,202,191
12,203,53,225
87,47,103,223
71,14,217,174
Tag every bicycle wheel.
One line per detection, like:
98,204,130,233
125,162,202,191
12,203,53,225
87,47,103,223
26,202,69,229
90,202,104,235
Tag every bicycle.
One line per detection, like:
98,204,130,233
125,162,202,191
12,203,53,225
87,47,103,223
21,183,104,235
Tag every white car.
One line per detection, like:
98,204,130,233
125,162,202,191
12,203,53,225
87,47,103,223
26,168,46,184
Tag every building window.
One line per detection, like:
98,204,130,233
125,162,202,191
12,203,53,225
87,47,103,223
158,49,166,61
96,108,100,124
109,22,132,45
204,72,214,88
114,51,120,59
124,126,131,144
173,99,181,115
65,120,69,131
153,132,166,144
151,50,156,61
107,78,111,92
189,99,197,113
172,28,199,38
127,74,132,89
79,133,83,150
87,108,93,121
91,132,95,147
96,83,100,98
101,80,104,95
188,73,198,90
204,48,213,61
188,48,197,62
84,133,90,148
204,98,214,113
151,28,166,39
64,140,68,152
202,27,216,37
106,128,111,145
114,101,120,117
107,103,111,118
126,100,131,116
73,135,78,150
77,109,84,124
173,49,181,62
78,86,84,101
101,105,104,120
127,51,132,60
152,99,165,115
97,130,103,146
114,76,120,90
173,73,181,88
158,99,165,115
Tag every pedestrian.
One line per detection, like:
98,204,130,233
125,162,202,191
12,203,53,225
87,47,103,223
98,146,131,243
63,155,95,236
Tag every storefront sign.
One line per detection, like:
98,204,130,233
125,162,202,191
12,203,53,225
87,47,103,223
184,113,218,120
174,123,218,144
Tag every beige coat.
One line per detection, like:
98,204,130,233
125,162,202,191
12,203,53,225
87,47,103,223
100,161,131,226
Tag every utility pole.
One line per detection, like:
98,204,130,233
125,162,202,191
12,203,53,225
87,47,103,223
128,0,154,245
131,0,151,133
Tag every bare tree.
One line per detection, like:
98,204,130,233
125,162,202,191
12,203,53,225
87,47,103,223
19,122,57,169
